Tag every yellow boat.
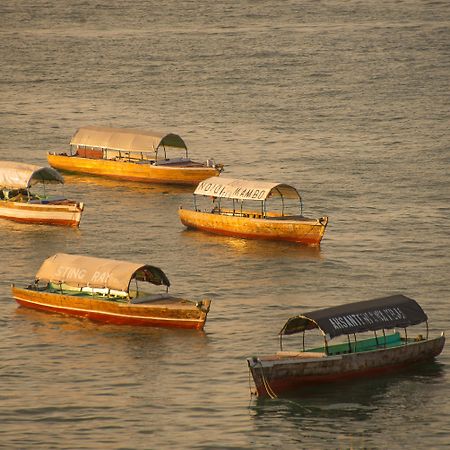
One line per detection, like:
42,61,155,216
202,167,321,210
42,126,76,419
179,177,328,246
0,161,84,227
12,253,211,329
48,126,223,185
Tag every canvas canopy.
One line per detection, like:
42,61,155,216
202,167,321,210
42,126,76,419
70,126,187,153
35,253,170,292
193,177,301,202
280,295,428,339
0,161,64,190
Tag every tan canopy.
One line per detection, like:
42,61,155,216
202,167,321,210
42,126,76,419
0,161,64,190
70,126,187,153
35,253,170,292
193,177,301,201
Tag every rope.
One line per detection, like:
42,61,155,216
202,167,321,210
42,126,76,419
248,367,257,397
256,360,278,399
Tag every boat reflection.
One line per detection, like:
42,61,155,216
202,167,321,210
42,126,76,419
249,361,445,422
14,306,208,343
63,173,195,195
180,228,323,260
12,307,210,383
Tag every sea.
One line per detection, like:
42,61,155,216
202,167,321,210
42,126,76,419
0,0,449,448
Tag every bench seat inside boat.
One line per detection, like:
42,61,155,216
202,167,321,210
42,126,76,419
276,351,327,358
307,332,403,356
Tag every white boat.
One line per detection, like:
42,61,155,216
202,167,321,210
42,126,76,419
0,161,84,227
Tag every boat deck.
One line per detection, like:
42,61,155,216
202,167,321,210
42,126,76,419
210,207,314,221
44,286,187,306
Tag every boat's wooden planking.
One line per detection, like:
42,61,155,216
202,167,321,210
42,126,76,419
179,208,327,245
48,154,220,186
0,200,83,227
12,287,209,329
249,335,445,397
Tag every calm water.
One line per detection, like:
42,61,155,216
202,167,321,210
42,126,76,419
1,0,449,448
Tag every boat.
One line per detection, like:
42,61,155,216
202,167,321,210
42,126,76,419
247,294,445,398
0,161,84,227
11,253,211,330
178,177,328,246
47,125,223,185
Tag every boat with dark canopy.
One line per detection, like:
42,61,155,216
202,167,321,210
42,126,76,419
247,295,445,398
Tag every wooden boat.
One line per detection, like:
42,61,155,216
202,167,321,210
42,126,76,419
0,161,84,227
247,295,445,398
179,177,328,246
11,253,211,330
47,126,223,185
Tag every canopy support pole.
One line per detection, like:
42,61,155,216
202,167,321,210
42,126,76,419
193,195,198,211
347,334,352,353
404,328,408,345
353,333,357,352
382,329,386,348
323,336,329,356
374,330,379,346
279,334,283,351
426,321,429,339
302,331,305,352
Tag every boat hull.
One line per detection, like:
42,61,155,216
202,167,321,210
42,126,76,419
179,208,328,245
48,153,220,186
0,200,83,227
12,286,210,330
247,335,445,397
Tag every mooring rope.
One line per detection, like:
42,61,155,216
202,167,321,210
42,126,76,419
257,361,278,399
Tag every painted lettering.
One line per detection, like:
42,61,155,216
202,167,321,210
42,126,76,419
91,271,111,285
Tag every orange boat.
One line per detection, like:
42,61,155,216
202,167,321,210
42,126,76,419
12,253,211,330
48,126,223,185
0,161,84,227
179,177,328,246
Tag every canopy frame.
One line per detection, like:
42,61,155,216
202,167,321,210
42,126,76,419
192,177,303,218
69,126,188,162
0,161,64,191
34,253,170,297
278,295,429,356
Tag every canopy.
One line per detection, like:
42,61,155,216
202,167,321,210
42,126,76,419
70,126,187,153
193,177,301,201
280,295,428,339
0,161,64,190
35,253,170,292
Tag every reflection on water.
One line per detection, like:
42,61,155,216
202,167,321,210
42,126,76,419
251,361,444,409
63,173,196,195
249,362,445,446
180,228,323,260
13,306,208,352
